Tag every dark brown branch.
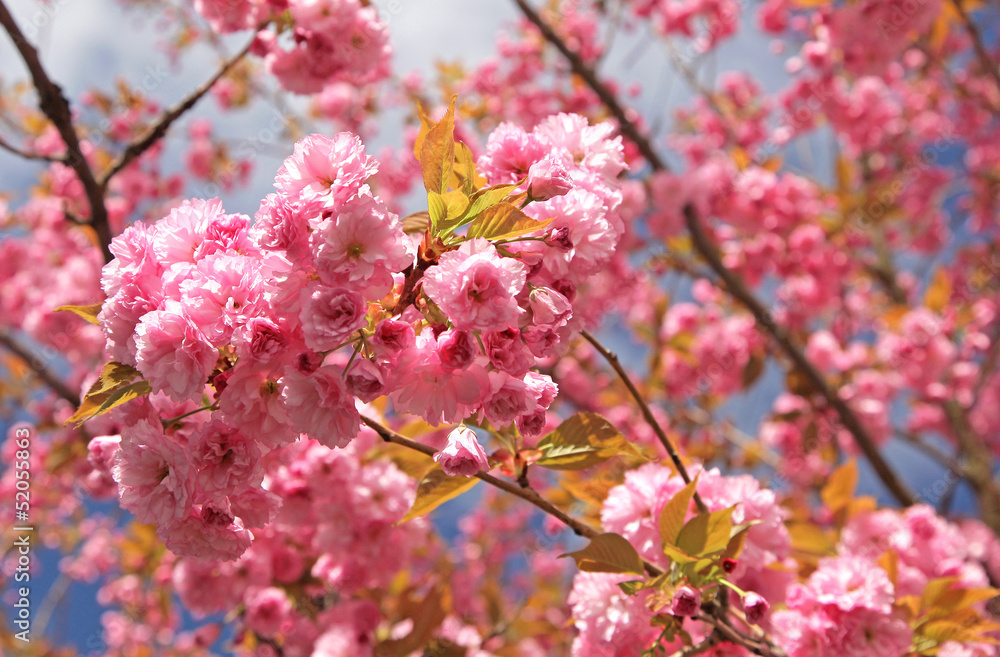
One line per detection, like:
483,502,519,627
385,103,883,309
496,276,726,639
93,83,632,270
0,0,113,262
513,0,666,172
0,328,80,407
949,0,1000,106
98,34,257,188
580,329,709,513
683,206,918,507
513,0,918,508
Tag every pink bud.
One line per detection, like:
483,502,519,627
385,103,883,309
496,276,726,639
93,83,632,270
743,591,769,625
438,329,477,370
344,359,386,402
434,426,489,477
543,225,573,252
527,156,573,201
671,586,701,617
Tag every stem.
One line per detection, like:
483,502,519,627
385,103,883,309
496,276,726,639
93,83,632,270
0,328,80,406
359,414,666,576
162,404,216,427
580,330,708,513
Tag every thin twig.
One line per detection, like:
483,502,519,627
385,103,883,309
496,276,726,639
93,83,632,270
0,132,61,161
579,330,709,513
98,33,258,188
0,0,113,261
0,328,80,406
359,414,665,576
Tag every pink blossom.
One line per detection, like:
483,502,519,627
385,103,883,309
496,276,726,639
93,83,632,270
743,591,769,624
527,154,573,201
434,425,489,477
133,303,217,402
483,371,534,428
311,192,414,298
671,585,701,616
160,503,254,562
437,329,477,370
344,359,386,402
243,586,292,638
299,283,367,351
280,366,361,449
219,363,298,449
422,238,526,331
190,419,263,494
274,133,377,212
113,418,193,527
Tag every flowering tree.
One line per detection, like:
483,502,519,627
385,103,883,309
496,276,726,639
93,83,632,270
3,0,1000,655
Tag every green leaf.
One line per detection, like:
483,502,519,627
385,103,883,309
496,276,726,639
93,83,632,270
721,521,758,562
560,533,645,575
466,203,552,241
659,475,699,549
675,506,736,559
420,96,457,195
427,191,448,231
55,302,103,325
398,465,480,524
66,361,152,425
662,544,699,565
464,183,518,220
535,412,642,470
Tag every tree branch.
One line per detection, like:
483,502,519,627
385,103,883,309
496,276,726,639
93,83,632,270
0,0,113,262
0,328,80,407
683,206,918,506
98,33,257,188
0,132,61,162
949,0,1000,106
359,414,665,576
512,0,918,508
579,329,709,513
512,0,666,172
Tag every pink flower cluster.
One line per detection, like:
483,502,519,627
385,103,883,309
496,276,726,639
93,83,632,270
97,117,625,559
569,463,793,655
192,0,391,95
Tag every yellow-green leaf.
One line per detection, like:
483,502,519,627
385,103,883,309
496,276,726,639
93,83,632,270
662,544,699,565
659,475,699,549
428,191,448,229
420,96,457,195
466,203,552,241
924,267,952,313
560,533,645,575
821,459,857,513
65,361,151,425
398,466,479,524
676,506,736,558
55,302,103,325
536,412,642,470
465,183,518,219
722,522,756,562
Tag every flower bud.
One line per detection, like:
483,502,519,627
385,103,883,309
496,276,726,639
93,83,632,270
671,585,701,617
434,425,489,477
527,156,573,201
743,591,769,625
